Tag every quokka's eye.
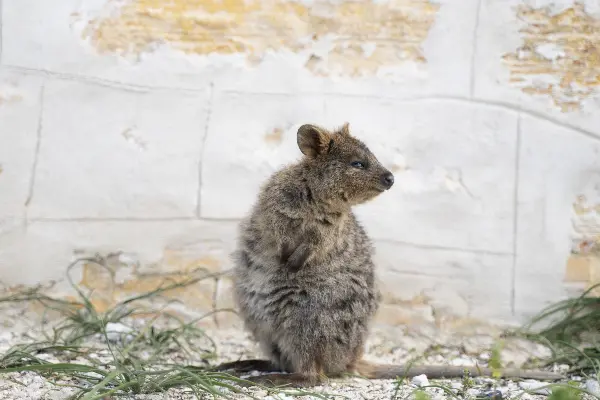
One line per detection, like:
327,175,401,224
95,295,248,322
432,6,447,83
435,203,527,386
351,161,366,169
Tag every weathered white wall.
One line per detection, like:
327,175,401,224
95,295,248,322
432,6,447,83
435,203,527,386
1,0,600,328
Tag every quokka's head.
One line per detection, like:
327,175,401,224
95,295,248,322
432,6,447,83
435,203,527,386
297,123,394,207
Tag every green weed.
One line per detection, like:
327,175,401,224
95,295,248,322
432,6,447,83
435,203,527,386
0,256,331,399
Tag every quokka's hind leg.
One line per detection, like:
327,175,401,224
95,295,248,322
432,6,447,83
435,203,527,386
241,372,325,388
209,359,279,375
237,359,327,388
345,339,365,373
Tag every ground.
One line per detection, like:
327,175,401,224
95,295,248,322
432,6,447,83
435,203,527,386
0,293,597,400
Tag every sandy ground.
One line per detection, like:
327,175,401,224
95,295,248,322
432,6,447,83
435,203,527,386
0,299,596,400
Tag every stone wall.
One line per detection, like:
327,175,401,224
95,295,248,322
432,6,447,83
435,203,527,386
1,0,600,328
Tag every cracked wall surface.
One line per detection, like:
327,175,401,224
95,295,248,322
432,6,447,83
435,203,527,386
1,0,600,329
503,3,600,112
83,0,439,77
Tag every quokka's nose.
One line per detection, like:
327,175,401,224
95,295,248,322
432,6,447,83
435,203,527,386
381,172,394,189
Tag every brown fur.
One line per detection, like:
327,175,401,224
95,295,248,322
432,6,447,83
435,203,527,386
211,123,564,387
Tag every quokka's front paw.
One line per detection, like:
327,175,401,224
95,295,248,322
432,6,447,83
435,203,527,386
283,244,311,272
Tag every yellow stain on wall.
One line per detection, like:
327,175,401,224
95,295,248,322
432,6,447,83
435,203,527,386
567,193,600,297
77,250,221,316
0,94,23,106
83,0,439,76
571,194,600,255
264,127,284,144
502,3,600,112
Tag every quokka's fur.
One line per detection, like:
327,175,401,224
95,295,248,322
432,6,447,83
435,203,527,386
211,123,564,387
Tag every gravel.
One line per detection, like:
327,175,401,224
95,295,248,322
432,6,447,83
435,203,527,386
0,301,594,400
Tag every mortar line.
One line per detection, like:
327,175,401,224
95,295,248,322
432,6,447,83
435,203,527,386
510,112,522,316
200,216,242,222
374,238,512,257
469,0,483,97
24,83,46,215
4,65,206,94
196,82,215,219
30,216,198,222
29,216,243,222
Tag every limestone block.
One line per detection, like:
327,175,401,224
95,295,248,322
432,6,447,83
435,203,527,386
323,96,519,253
0,71,44,218
474,0,600,134
28,79,210,219
200,91,327,218
514,115,600,318
374,241,513,322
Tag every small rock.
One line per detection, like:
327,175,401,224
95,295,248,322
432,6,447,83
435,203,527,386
264,395,295,400
477,389,503,399
557,364,571,373
519,380,551,395
586,379,600,396
411,374,429,387
475,377,495,385
104,322,134,343
451,356,476,366
463,336,495,354
0,331,12,341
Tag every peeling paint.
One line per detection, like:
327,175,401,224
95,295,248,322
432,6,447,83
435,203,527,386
564,255,600,296
264,127,284,145
0,94,23,106
565,254,592,282
121,126,147,151
76,248,223,317
503,3,600,112
82,0,439,76
571,192,600,255
33,246,489,327
567,184,600,296
590,260,600,296
442,168,475,198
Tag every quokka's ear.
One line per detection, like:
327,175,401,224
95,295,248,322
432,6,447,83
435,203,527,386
297,124,332,158
339,122,351,136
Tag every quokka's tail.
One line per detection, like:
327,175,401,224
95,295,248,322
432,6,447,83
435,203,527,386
355,360,565,381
